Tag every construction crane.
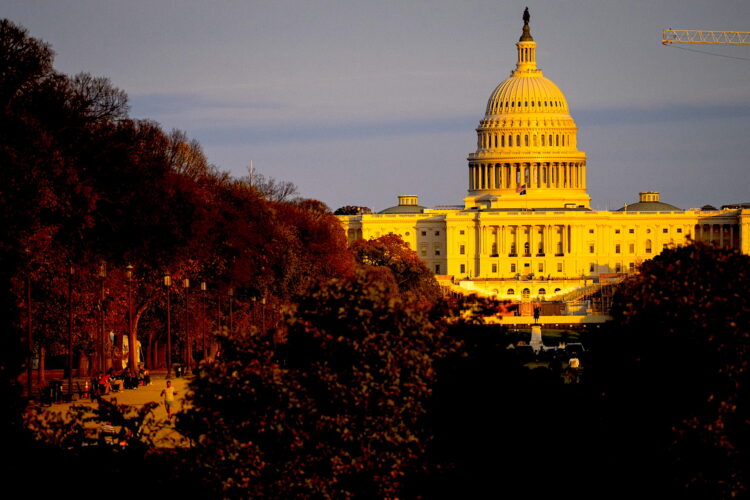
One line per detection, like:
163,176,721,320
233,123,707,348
662,29,750,45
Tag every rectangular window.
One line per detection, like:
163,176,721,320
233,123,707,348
459,245,465,255
557,263,563,272
589,263,595,272
421,231,427,236
615,229,621,234
615,263,622,273
677,228,683,233
615,244,621,254
435,265,440,274
589,244,595,253
663,228,668,233
538,262,544,272
511,263,517,273
435,231,440,236
459,230,465,235
492,263,497,273
589,229,594,234
460,264,466,274
435,249,440,256
629,243,635,253
629,229,635,234
629,262,635,272
421,247,427,257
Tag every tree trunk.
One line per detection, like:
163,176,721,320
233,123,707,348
36,346,46,388
77,352,89,378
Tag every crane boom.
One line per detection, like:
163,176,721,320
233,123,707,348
662,29,750,45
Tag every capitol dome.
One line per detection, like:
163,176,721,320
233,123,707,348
465,10,590,211
485,75,569,117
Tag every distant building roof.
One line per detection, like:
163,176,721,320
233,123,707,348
378,194,427,214
617,191,682,212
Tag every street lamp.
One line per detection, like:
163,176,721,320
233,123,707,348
125,264,135,375
67,264,75,397
25,249,32,399
98,261,107,373
228,287,234,333
183,278,190,372
201,281,207,363
164,272,172,378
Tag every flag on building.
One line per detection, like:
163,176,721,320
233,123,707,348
516,184,527,195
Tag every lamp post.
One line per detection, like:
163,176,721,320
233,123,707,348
228,287,234,333
200,281,207,363
26,260,32,399
164,272,172,378
183,278,190,371
68,264,75,397
125,264,135,375
98,261,107,373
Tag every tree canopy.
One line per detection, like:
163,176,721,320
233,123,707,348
178,268,457,498
604,243,750,498
351,234,441,303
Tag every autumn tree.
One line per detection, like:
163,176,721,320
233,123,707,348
599,243,750,498
177,268,458,498
351,234,441,302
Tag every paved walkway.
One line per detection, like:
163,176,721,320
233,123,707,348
28,372,192,447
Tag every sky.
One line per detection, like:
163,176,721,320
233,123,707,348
3,0,750,211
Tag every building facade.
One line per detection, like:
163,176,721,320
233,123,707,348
338,15,750,300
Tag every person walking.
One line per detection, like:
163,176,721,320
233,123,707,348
160,380,178,420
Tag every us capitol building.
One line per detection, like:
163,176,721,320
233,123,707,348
338,12,750,301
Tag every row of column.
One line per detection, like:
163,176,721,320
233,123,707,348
478,132,571,150
469,162,585,191
479,224,572,256
695,224,737,248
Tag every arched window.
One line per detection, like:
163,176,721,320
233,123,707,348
555,135,559,147
554,288,561,293
538,288,546,297
509,135,513,147
541,134,545,146
501,135,505,147
522,288,531,299
507,288,515,295
645,239,652,254
516,134,521,146
524,135,529,147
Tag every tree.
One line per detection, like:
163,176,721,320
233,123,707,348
177,268,457,498
334,205,373,215
603,243,750,498
240,167,298,202
351,234,441,302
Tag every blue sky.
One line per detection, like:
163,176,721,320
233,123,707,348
4,0,750,211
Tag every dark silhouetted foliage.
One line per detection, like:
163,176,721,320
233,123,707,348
177,268,458,498
334,205,373,215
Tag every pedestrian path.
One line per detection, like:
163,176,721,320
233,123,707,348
26,372,192,448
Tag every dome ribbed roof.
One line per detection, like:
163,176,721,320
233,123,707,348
617,201,682,212
485,76,569,116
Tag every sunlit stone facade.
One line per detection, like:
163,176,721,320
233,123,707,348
338,15,750,300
